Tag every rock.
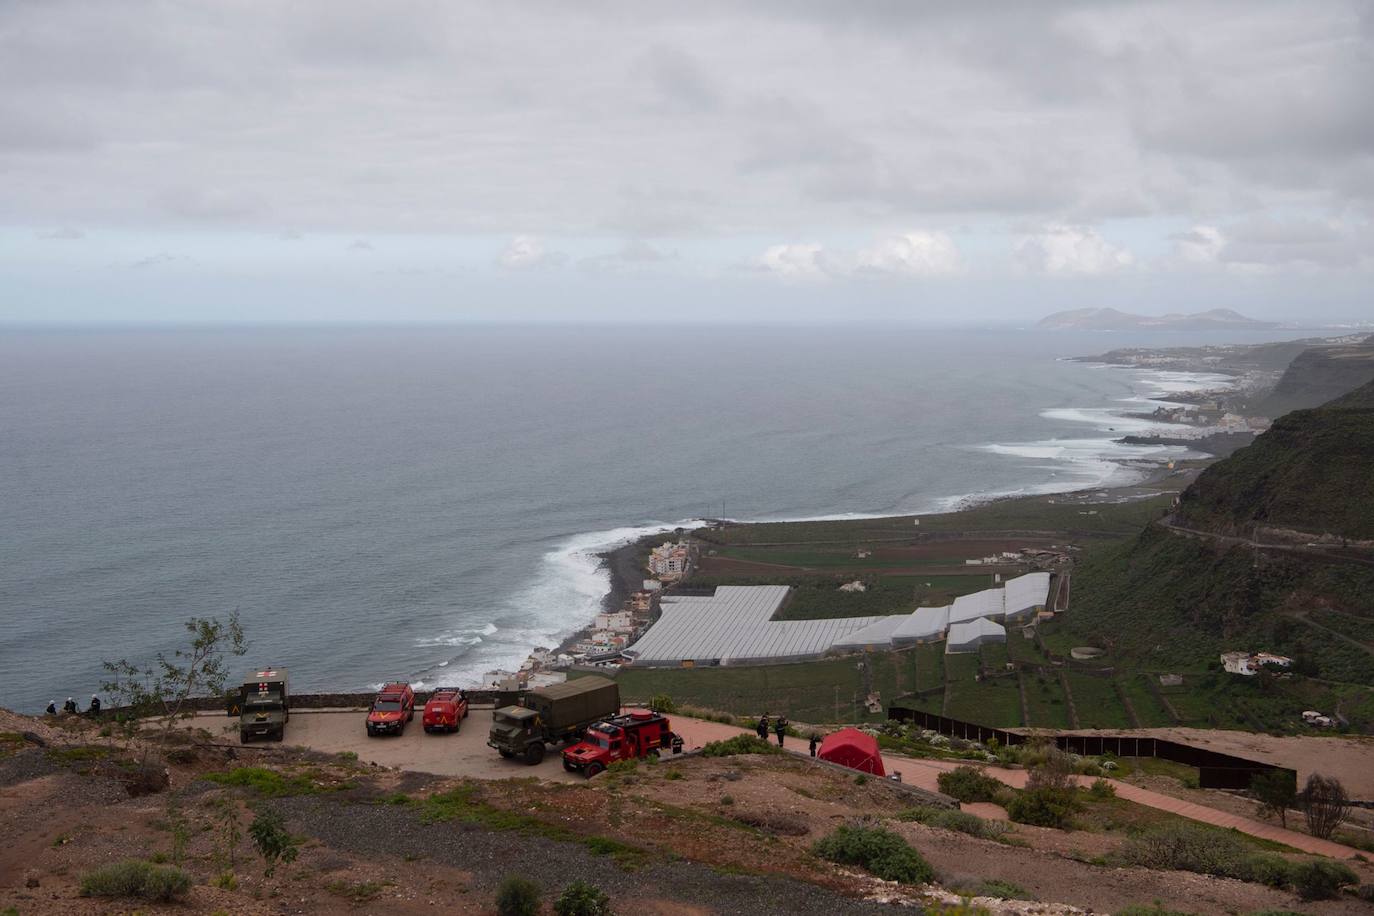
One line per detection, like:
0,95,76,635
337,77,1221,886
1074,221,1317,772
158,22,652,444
21,731,48,748
24,868,40,888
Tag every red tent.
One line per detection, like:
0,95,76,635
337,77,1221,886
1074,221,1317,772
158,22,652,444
817,727,886,777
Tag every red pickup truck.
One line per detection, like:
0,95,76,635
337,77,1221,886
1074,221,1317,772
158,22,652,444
422,688,469,734
561,709,683,777
365,683,415,737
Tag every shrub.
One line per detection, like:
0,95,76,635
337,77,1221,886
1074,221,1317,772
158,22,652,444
79,860,191,902
647,694,676,714
1234,852,1294,889
896,806,1010,841
1089,778,1116,799
248,809,299,877
813,824,934,884
1290,859,1357,901
1119,824,1248,876
972,878,1032,900
496,874,543,916
553,879,613,916
699,735,780,757
936,766,1004,803
1006,788,1077,829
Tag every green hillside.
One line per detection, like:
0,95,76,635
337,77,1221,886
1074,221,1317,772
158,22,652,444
1175,378,1374,539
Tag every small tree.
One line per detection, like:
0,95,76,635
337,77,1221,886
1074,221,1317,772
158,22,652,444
647,694,676,714
1300,774,1351,839
102,612,246,759
248,808,299,877
1249,769,1297,828
554,879,613,916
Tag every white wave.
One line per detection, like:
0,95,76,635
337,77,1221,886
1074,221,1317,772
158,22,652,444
427,518,710,688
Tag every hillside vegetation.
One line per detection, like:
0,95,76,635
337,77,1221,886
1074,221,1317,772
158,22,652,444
1177,379,1374,539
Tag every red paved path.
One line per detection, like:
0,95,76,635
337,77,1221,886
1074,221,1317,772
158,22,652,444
666,714,1363,860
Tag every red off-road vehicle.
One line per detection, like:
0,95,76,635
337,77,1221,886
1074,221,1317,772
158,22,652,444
422,687,469,734
561,709,683,777
366,682,415,737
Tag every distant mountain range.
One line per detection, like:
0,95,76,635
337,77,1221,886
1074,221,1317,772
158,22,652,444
1038,307,1278,331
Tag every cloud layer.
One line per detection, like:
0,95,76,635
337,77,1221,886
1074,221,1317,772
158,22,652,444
0,1,1370,322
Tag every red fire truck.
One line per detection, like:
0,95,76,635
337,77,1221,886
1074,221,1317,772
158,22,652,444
561,709,684,777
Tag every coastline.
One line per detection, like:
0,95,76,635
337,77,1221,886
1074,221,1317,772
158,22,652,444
519,357,1248,683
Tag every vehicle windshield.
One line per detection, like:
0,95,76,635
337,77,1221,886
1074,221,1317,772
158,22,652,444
588,733,610,749
245,695,281,709
373,700,402,711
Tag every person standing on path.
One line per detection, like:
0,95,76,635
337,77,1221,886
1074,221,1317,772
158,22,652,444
809,733,819,757
774,715,787,747
756,714,769,741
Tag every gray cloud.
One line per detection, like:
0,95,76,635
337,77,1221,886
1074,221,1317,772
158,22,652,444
0,1,1370,324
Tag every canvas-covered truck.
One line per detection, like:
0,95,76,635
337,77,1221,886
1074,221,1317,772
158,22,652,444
562,709,683,777
488,676,620,765
237,668,289,743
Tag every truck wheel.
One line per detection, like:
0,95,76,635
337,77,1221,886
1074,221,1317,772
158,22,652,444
239,731,250,744
274,728,284,742
498,749,514,759
524,743,545,766
585,762,604,779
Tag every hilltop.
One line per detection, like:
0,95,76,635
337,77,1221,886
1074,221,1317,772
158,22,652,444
1038,307,1277,331
1176,378,1374,540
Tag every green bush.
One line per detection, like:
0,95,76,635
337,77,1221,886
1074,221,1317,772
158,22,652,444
1119,824,1248,875
1089,778,1116,799
699,735,781,757
1234,852,1294,889
896,806,1010,841
1290,859,1357,900
554,879,613,915
936,766,1004,803
1006,788,1077,829
648,694,676,714
813,824,934,884
496,874,543,916
79,860,191,902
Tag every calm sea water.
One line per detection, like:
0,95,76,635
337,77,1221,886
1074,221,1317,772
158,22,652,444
0,324,1294,711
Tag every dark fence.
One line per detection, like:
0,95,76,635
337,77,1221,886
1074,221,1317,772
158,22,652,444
888,704,1295,792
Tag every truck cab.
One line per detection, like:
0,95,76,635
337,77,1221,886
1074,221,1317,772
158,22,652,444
488,706,545,763
422,687,469,734
238,668,289,743
366,682,415,737
562,710,683,777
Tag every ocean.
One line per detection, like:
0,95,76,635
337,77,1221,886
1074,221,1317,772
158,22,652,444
0,324,1291,712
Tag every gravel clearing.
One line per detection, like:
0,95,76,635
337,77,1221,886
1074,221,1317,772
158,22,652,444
273,795,903,915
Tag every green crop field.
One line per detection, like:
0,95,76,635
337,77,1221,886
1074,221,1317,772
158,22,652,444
910,643,945,692
943,652,981,683
945,676,1022,727
1120,673,1176,727
1064,672,1133,729
1021,669,1073,728
614,650,923,724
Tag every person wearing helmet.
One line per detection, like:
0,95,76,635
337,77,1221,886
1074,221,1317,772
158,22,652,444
63,697,78,714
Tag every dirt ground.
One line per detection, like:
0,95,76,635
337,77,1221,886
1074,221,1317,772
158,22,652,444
6,709,1373,915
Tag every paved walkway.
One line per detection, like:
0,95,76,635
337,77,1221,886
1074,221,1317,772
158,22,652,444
668,714,1364,859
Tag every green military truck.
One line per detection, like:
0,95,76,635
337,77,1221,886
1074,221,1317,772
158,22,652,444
236,668,290,743
488,676,620,765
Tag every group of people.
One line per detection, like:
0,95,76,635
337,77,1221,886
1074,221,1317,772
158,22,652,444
46,695,100,716
758,712,825,757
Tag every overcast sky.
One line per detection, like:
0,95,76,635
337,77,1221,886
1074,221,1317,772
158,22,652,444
2,1,1371,324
